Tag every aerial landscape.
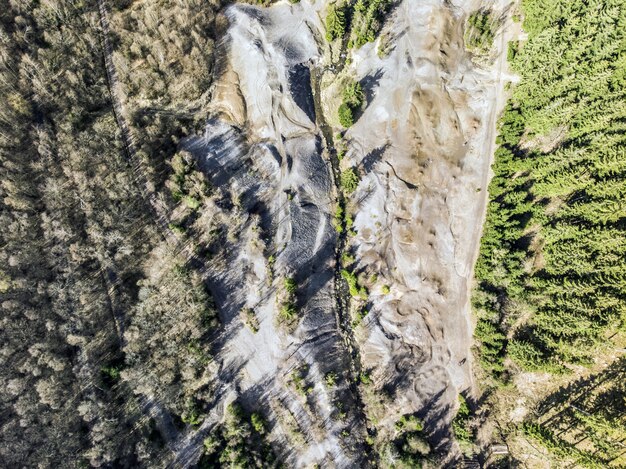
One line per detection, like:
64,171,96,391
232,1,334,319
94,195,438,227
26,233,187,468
0,0,624,467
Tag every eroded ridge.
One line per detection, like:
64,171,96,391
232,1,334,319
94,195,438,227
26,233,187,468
183,4,366,466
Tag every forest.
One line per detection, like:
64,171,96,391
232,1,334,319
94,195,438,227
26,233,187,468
0,0,229,466
2,0,624,465
474,0,626,376
472,0,626,465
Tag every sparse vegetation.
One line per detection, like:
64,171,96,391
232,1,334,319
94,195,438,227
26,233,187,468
290,365,314,396
341,268,368,299
242,307,260,333
452,395,473,452
326,3,347,42
342,251,356,266
199,402,276,467
351,308,368,328
338,81,364,128
324,371,338,387
348,0,394,48
277,275,299,328
338,102,355,127
376,413,431,467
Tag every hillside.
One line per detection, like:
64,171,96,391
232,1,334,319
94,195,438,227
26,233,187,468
1,0,623,467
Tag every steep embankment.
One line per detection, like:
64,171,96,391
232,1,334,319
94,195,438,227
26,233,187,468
181,3,367,466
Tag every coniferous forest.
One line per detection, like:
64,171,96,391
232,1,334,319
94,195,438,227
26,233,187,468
475,0,626,375
472,0,626,465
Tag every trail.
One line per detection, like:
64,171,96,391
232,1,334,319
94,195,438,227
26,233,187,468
464,2,518,403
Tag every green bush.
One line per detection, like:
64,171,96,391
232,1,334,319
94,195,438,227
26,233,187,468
338,81,364,128
342,81,364,107
452,395,472,444
325,4,346,42
324,371,338,387
251,412,266,434
341,268,368,299
338,102,354,127
351,308,367,328
340,167,359,194
100,365,122,383
348,0,392,48
334,204,345,233
465,10,496,51
395,414,423,432
284,276,297,295
279,302,297,321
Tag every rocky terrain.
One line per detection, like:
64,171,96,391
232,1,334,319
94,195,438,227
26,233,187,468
172,0,515,465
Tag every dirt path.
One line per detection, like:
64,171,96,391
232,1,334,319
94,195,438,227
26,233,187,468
463,1,520,401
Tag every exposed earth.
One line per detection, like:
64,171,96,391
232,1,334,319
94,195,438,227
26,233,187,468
176,0,515,465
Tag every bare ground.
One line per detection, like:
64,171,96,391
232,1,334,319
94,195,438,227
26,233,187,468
326,0,517,459
167,0,516,466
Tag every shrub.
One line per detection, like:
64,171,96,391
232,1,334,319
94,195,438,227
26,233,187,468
334,204,345,233
395,414,424,432
340,167,359,194
338,102,354,127
341,269,368,299
324,371,338,387
181,398,203,426
465,10,496,51
351,308,368,328
342,251,355,265
284,276,297,294
242,307,259,333
338,80,364,128
342,81,364,107
360,372,372,385
280,302,297,321
452,395,472,444
325,4,346,42
251,412,266,434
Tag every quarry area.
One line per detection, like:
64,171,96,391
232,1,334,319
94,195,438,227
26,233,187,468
173,0,516,465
